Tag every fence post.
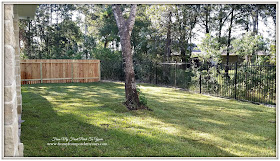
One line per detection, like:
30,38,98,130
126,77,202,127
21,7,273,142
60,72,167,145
174,61,177,87
155,63,158,84
98,60,101,81
234,62,238,99
199,74,201,94
40,62,43,83
149,61,152,84
71,62,74,83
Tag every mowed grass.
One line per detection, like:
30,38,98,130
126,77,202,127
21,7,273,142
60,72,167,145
21,81,276,157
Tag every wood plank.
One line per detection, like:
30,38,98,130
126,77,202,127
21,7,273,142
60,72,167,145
20,59,100,85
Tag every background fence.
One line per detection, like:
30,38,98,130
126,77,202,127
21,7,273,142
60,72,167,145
20,59,100,85
198,63,276,105
101,60,276,105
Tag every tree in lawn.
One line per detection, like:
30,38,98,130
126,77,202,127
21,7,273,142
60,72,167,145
112,4,148,110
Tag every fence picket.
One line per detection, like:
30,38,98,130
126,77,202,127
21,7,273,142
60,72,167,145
21,59,100,85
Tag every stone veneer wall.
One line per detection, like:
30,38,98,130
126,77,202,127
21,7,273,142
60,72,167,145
4,4,23,157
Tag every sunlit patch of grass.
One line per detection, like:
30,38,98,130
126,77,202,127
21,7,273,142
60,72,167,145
21,82,276,157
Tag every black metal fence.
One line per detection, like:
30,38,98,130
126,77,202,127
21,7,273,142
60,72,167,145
100,60,276,105
198,63,276,105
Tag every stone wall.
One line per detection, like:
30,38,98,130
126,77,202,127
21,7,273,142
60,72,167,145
4,4,23,157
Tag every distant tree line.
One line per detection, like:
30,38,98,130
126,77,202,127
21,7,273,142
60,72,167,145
20,4,276,65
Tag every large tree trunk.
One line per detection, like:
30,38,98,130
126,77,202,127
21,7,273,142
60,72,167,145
252,5,259,35
205,4,211,34
205,13,209,34
112,4,147,110
120,36,141,110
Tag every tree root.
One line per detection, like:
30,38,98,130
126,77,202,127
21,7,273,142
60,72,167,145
123,101,153,111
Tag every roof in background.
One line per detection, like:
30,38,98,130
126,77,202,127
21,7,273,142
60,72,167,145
14,4,38,20
220,51,267,56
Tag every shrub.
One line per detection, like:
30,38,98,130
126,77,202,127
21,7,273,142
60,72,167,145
136,86,147,106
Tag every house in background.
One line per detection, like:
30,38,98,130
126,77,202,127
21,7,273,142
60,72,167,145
220,52,239,64
190,46,268,65
220,51,268,64
170,44,201,64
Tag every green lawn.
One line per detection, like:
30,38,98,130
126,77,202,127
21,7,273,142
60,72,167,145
21,81,276,157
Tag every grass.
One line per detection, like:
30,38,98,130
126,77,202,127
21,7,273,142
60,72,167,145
21,81,276,157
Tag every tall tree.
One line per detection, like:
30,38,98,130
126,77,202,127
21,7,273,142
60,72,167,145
214,4,231,48
165,10,172,61
199,4,212,34
112,4,147,110
147,5,175,61
173,4,199,67
225,5,235,76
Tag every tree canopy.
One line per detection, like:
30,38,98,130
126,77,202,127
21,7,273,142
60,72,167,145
19,4,276,65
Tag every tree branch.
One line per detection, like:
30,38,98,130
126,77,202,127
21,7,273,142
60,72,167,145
222,11,232,25
112,4,125,31
126,4,137,34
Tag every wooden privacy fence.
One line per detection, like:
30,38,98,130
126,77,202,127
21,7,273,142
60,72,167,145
20,59,100,85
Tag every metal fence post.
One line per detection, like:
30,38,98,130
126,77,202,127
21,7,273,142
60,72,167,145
199,73,202,94
155,63,158,84
234,62,238,99
174,61,177,87
150,61,152,84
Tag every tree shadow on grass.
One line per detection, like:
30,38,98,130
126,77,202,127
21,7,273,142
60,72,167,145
21,85,236,157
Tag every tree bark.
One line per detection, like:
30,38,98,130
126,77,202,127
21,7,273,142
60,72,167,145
180,8,187,69
252,5,259,35
165,11,172,61
217,5,230,49
205,4,211,34
225,6,234,77
205,12,209,34
112,4,146,110
217,6,224,48
104,36,108,48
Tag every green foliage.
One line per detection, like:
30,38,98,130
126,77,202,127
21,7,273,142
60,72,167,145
19,4,95,59
93,47,123,80
48,20,83,59
174,67,196,89
131,5,152,58
269,44,276,64
198,33,226,63
235,65,276,103
90,5,119,49
198,64,276,105
232,32,268,63
92,47,122,61
136,86,148,106
20,51,29,60
19,4,276,65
